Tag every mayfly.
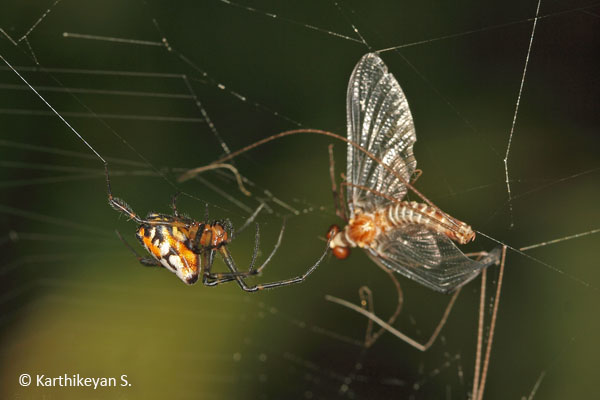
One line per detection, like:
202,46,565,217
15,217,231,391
180,53,500,293
179,53,504,399
323,54,503,399
325,53,498,294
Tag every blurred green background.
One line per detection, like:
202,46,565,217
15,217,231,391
1,0,599,399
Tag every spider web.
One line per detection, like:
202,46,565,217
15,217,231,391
1,0,599,399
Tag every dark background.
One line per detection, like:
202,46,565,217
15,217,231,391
1,0,599,399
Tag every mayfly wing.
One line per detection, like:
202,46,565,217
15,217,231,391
366,225,496,294
346,53,417,214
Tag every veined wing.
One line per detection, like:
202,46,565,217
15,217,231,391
346,53,417,214
366,225,499,293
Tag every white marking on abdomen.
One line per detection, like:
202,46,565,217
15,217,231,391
169,255,184,270
160,258,175,271
159,241,170,256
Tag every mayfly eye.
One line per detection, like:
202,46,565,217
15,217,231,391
326,224,341,240
332,246,350,260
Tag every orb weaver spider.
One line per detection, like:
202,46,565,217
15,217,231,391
0,52,328,292
105,164,329,291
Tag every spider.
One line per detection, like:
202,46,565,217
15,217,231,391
0,52,328,292
104,164,329,291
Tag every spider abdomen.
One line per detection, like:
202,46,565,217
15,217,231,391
136,214,200,285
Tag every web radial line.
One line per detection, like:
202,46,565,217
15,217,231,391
180,75,232,157
0,54,192,198
504,0,542,228
62,32,164,46
376,3,600,53
0,83,195,99
141,12,234,158
391,50,502,160
0,108,203,123
0,173,104,189
216,0,363,43
0,54,106,164
0,204,111,237
519,228,600,251
0,65,185,78
21,38,39,65
331,0,371,50
61,14,235,161
527,371,547,400
0,139,147,167
0,28,18,46
17,0,63,42
476,230,597,291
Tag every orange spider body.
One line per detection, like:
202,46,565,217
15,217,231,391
136,213,229,285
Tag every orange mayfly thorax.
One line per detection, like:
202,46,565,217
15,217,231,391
347,212,377,247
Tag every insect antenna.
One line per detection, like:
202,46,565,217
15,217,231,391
179,128,443,212
328,144,348,221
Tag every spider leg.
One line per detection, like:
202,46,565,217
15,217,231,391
199,218,287,289
104,163,145,224
202,251,248,286
328,144,347,221
252,218,285,274
202,251,228,286
204,203,210,222
360,262,404,348
201,250,259,286
233,203,266,238
171,191,182,217
325,249,501,348
359,286,377,346
325,247,478,351
325,288,461,352
114,230,159,267
246,222,260,272
217,237,330,292
326,249,503,361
